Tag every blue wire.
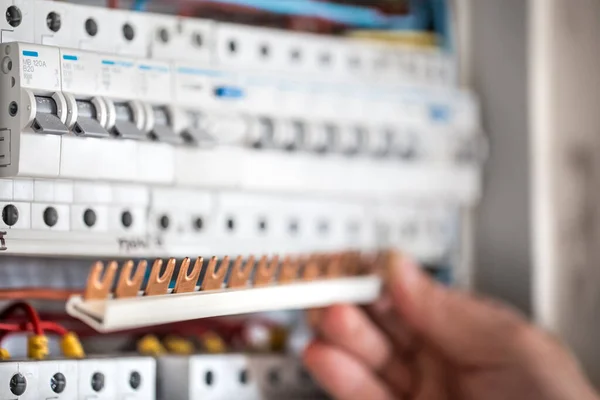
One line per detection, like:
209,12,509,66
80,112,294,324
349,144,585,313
149,0,452,48
133,0,148,11
196,0,424,29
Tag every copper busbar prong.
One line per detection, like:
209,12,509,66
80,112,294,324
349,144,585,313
115,260,147,298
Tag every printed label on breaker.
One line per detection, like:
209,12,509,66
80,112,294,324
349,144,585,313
19,46,60,91
173,63,220,108
60,50,101,96
99,56,137,99
136,61,173,103
118,235,163,252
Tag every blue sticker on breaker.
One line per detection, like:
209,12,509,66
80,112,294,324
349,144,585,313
430,105,451,122
63,55,78,61
101,59,134,67
139,64,169,73
22,50,38,57
214,86,244,99
176,67,223,77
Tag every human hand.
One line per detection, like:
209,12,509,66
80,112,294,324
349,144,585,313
303,256,599,400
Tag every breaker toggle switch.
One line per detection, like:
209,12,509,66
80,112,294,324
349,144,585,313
365,128,394,157
393,128,419,160
247,117,274,148
110,101,146,140
338,126,365,155
180,111,215,147
305,124,337,153
148,106,183,145
29,95,69,136
248,117,295,150
72,99,110,138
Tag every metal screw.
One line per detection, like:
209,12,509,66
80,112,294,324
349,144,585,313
8,101,18,116
91,372,104,392
193,216,204,231
121,210,133,228
85,18,98,37
83,208,96,227
129,371,141,390
5,6,22,28
204,370,214,386
159,215,169,230
51,372,66,394
239,369,249,385
123,23,135,41
10,373,26,395
192,32,203,47
46,11,61,33
2,204,18,226
158,28,169,43
43,206,59,227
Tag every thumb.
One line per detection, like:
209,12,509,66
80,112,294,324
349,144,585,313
387,254,533,366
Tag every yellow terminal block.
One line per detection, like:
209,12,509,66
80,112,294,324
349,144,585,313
61,332,85,359
270,326,289,352
163,336,195,355
137,335,167,356
27,335,49,360
0,348,10,360
200,331,227,354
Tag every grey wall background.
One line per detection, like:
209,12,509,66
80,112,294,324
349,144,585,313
470,0,531,313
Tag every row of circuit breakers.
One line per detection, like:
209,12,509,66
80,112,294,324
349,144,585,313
0,0,483,261
0,354,323,399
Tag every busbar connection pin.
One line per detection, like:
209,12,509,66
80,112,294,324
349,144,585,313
278,255,300,283
173,257,202,294
145,258,175,296
228,255,254,288
302,255,321,281
254,255,278,286
325,253,343,278
115,260,147,298
84,261,117,300
202,256,229,291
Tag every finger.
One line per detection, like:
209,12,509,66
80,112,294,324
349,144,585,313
316,304,413,395
316,304,393,370
303,341,395,400
414,349,448,400
366,295,419,356
305,308,325,329
388,254,533,367
379,356,414,396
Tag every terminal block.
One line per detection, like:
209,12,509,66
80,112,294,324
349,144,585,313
157,354,326,400
0,356,155,399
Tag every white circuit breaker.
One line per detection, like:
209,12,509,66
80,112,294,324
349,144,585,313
157,354,326,400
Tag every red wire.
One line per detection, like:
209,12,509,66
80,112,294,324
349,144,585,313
0,323,20,332
0,302,43,335
0,288,80,300
0,321,69,346
107,0,118,8
40,321,68,336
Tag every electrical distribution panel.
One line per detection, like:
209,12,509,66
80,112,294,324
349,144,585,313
0,1,483,399
0,0,481,265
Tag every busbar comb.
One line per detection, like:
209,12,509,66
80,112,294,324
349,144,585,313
67,250,391,332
